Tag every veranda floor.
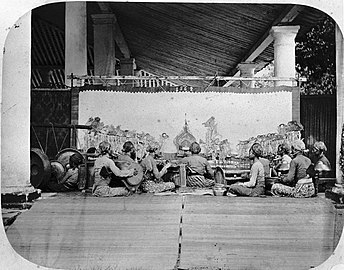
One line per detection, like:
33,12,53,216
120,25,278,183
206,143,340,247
4,192,337,270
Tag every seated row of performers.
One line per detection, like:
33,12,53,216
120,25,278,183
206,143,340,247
92,140,215,197
224,139,331,197
46,139,331,198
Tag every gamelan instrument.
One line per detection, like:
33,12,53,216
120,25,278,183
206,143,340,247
114,160,144,186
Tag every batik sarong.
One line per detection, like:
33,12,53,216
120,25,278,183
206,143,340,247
92,185,130,197
271,178,315,198
141,180,175,193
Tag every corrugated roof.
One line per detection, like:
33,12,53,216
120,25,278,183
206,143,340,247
31,2,329,88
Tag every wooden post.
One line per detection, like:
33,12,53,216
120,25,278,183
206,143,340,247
179,164,187,187
291,86,301,123
70,87,79,148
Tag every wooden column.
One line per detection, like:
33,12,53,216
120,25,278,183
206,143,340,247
70,88,80,148
120,58,136,75
65,2,87,148
270,25,300,87
237,62,256,88
291,87,301,123
65,2,87,86
91,14,117,76
121,58,136,86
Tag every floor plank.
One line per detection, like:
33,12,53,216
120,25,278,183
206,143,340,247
179,196,335,270
4,193,337,270
6,193,182,270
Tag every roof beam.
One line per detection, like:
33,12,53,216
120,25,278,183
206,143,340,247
223,4,304,87
97,3,131,58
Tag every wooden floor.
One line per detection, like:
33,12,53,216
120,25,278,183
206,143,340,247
5,192,337,270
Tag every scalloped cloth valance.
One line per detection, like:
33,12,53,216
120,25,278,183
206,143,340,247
77,85,298,94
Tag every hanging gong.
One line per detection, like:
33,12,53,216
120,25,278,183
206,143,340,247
50,160,66,183
30,148,51,189
55,148,84,168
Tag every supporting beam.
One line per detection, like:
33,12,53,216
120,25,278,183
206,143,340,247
97,2,131,59
223,4,304,87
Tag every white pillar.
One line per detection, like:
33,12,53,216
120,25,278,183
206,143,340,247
1,11,34,194
270,25,300,87
65,2,87,87
91,14,117,77
336,25,344,184
65,2,87,148
237,62,256,88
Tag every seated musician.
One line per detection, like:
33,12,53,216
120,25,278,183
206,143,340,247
271,140,314,198
140,145,175,193
310,141,331,176
180,142,215,188
227,143,265,197
307,141,331,195
46,153,83,192
92,141,135,197
271,142,292,177
109,141,143,190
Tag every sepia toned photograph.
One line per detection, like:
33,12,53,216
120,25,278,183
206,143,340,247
1,1,344,269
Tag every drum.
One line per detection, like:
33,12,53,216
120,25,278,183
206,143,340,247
55,148,84,168
50,160,65,183
30,148,51,189
265,177,280,191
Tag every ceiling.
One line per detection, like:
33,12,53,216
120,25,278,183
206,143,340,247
31,2,329,88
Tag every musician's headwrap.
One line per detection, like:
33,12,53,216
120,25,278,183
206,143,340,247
190,142,201,154
123,141,135,153
313,141,327,153
99,141,111,155
69,153,83,167
250,143,263,158
291,139,306,152
123,141,136,160
278,142,291,155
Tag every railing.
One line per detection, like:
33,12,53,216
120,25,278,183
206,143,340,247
68,72,306,88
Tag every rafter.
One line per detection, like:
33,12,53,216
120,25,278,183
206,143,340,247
223,4,304,87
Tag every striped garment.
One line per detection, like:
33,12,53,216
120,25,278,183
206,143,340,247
186,175,215,188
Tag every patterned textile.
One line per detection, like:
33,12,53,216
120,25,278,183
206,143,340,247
92,186,129,197
141,180,175,193
271,178,315,198
186,175,215,188
293,179,315,198
270,183,294,197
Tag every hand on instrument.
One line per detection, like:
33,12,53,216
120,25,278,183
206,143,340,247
128,168,135,176
164,162,172,169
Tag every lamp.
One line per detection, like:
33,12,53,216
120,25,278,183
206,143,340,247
314,161,331,172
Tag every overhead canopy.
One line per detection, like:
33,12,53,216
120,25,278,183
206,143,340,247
31,2,329,88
